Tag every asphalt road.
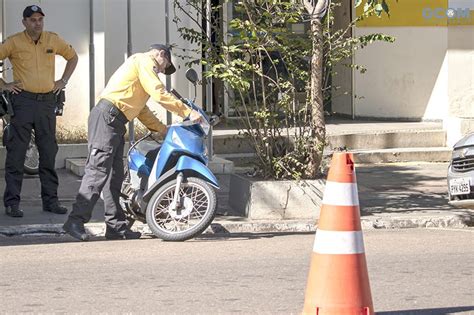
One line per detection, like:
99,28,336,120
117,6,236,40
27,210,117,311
0,229,473,314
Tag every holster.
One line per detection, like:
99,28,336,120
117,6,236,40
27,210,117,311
0,91,14,117
55,90,66,116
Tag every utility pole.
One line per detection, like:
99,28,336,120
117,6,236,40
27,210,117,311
206,0,214,159
165,0,172,125
127,0,135,143
89,0,95,111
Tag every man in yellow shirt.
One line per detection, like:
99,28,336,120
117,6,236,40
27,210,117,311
63,44,200,241
0,5,78,218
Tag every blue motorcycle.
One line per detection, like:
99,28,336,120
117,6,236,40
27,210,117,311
120,69,219,241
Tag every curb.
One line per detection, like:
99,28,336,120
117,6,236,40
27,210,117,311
0,213,472,237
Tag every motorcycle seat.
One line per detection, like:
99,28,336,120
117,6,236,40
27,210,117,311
136,140,161,162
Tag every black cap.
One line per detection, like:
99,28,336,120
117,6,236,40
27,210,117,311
149,44,176,75
23,5,45,18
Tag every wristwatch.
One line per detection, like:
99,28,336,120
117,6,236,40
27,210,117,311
61,78,68,85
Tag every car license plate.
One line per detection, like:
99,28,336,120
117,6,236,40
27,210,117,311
449,178,471,196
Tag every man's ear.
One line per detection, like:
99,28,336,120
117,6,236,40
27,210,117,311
22,19,27,28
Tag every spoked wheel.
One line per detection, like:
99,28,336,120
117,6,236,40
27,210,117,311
146,176,217,241
23,131,39,175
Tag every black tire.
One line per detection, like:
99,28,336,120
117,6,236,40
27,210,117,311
120,165,140,226
23,132,39,175
146,176,217,241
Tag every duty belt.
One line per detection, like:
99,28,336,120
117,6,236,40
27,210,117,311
97,99,129,124
20,90,56,102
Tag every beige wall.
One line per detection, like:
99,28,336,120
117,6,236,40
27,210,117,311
353,23,473,144
331,0,353,116
353,27,449,120
447,26,474,118
444,25,474,145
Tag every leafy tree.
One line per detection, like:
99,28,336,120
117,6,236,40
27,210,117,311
302,0,390,177
172,0,392,179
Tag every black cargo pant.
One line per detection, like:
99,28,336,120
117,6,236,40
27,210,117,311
68,99,128,232
3,93,59,209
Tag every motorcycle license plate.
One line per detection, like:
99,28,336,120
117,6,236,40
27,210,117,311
449,178,471,196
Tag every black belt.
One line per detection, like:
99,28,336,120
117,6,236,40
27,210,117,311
20,90,56,102
96,99,129,124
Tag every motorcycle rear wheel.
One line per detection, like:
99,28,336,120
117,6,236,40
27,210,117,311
2,123,39,175
23,132,39,175
146,176,217,241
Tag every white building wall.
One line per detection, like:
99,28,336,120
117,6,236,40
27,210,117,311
354,27,449,120
444,25,474,145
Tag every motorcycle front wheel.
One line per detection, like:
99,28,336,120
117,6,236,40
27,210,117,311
146,176,217,241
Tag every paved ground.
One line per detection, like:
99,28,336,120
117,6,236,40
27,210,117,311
1,229,472,314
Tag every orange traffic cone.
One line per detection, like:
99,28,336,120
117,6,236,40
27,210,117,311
302,152,373,315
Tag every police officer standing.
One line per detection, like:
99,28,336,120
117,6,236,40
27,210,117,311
63,44,201,241
0,5,78,217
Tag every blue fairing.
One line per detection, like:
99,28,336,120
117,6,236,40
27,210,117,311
176,155,219,188
127,99,217,189
154,125,208,179
130,149,154,175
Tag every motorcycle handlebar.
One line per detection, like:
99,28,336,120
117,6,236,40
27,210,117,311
170,89,221,127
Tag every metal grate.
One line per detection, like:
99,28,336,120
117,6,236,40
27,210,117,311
452,156,474,172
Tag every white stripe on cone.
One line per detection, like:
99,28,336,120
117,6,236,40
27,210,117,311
313,230,365,254
322,181,359,206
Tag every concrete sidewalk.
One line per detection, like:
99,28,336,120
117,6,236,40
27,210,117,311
0,162,472,238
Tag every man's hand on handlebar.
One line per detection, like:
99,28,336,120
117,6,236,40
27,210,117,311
188,110,203,123
2,81,23,94
150,130,166,141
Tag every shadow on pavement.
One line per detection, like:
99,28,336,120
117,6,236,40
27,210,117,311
377,306,474,314
195,231,314,242
0,234,79,247
355,164,457,216
0,234,159,247
0,231,315,247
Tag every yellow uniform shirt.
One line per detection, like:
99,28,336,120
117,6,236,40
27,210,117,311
0,30,76,93
100,53,192,133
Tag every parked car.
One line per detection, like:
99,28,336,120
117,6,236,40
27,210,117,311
447,132,474,209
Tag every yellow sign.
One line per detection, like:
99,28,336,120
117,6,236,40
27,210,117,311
356,0,474,27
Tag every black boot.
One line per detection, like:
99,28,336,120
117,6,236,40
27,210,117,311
105,227,141,240
44,203,68,214
63,219,89,241
5,205,24,218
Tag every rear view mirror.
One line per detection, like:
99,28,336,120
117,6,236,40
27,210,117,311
185,68,198,84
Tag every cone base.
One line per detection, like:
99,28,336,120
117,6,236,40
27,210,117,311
314,306,372,315
302,253,374,315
